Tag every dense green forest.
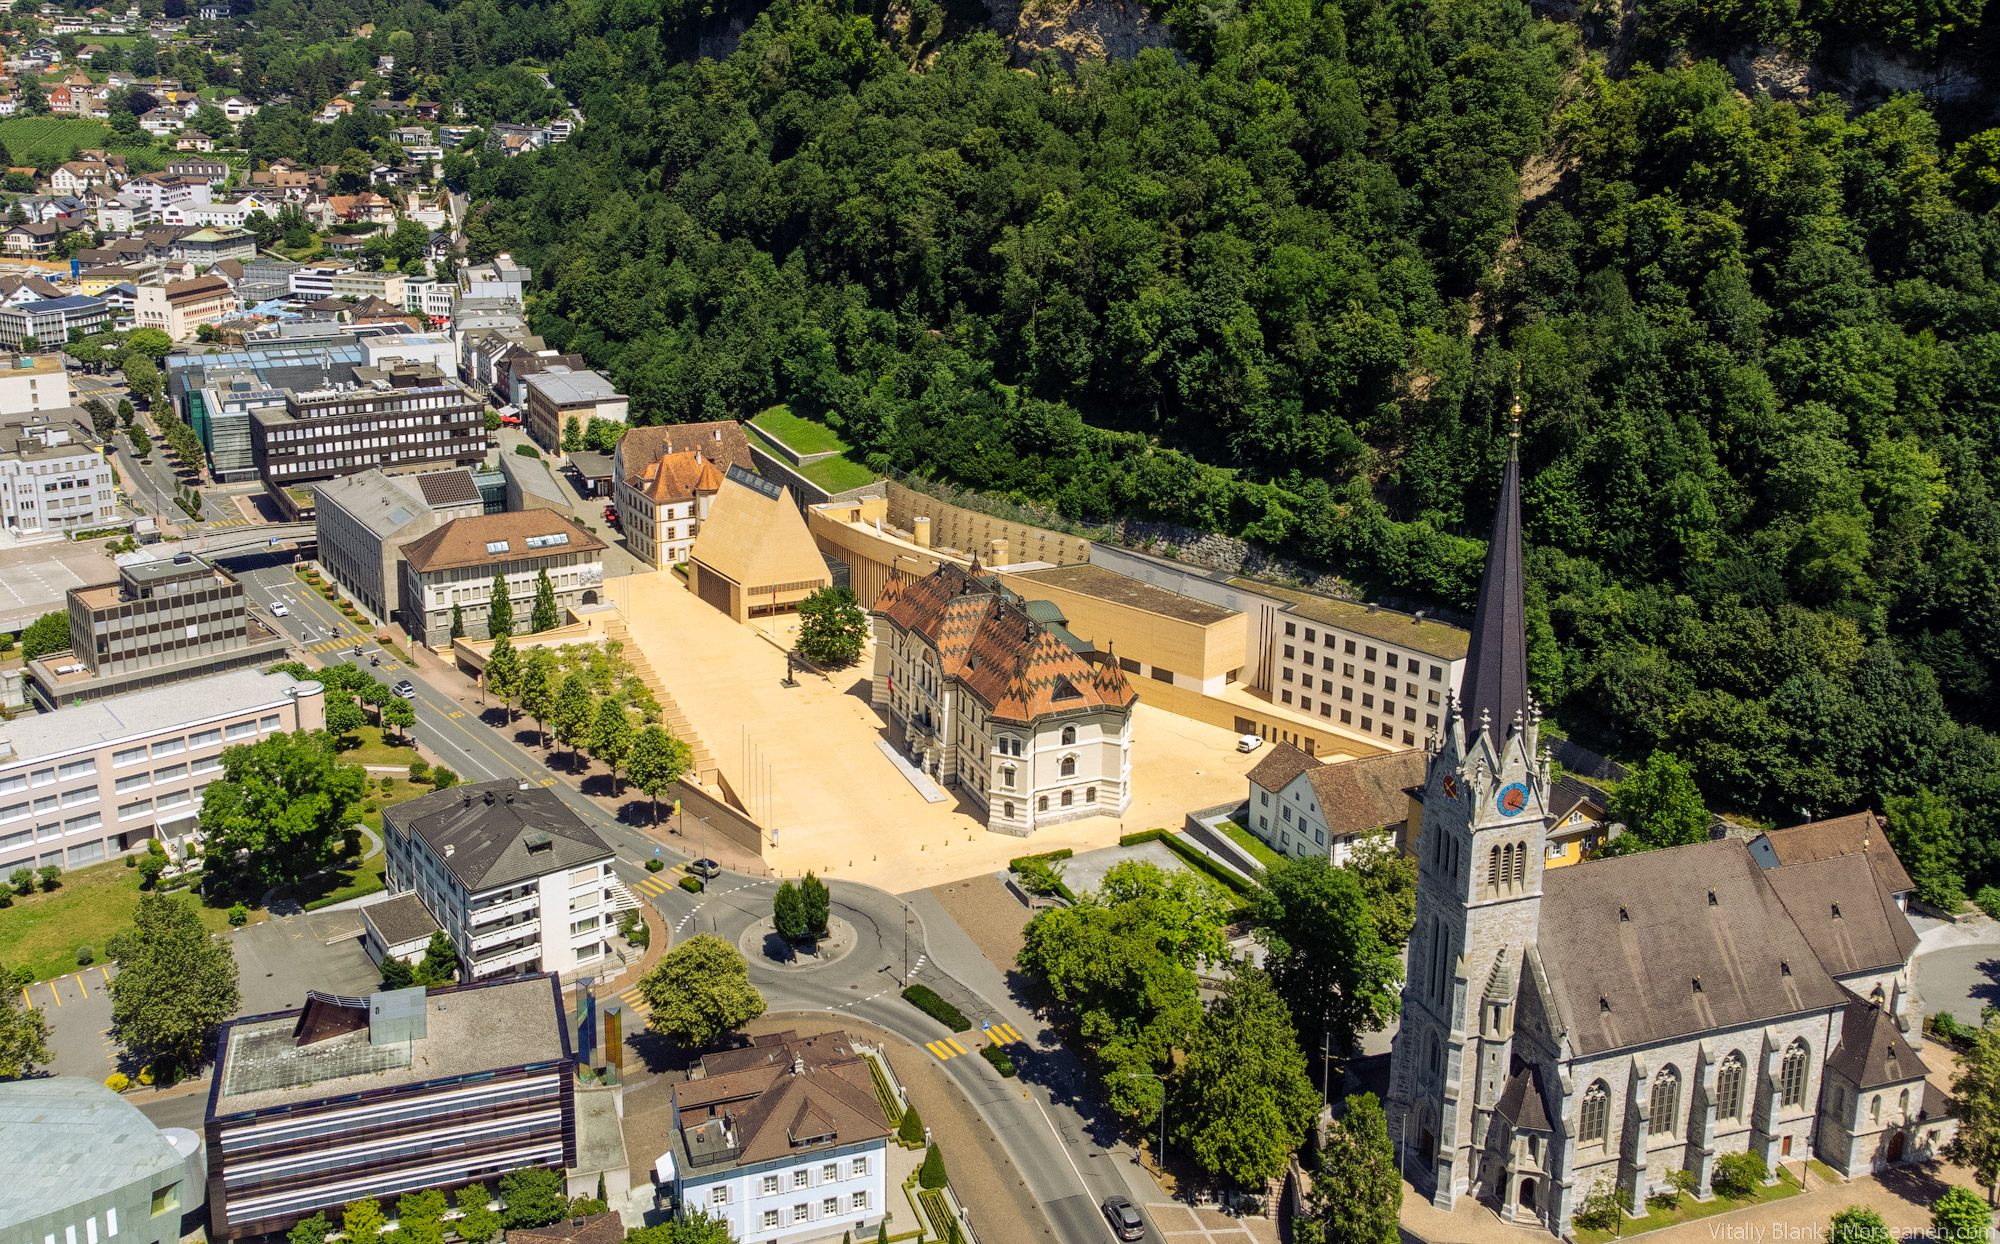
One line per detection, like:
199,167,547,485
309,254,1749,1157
240,0,2000,880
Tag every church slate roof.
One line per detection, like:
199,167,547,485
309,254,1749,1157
1761,812,1915,897
1539,838,1850,1057
874,562,1136,725
1495,1065,1553,1131
1826,992,1926,1090
1456,437,1530,739
1763,851,1920,978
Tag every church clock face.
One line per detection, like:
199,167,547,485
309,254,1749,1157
1441,774,1459,800
1497,782,1529,817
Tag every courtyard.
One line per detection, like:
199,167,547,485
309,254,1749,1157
600,570,1280,891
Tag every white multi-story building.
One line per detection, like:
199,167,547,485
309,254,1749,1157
0,353,72,416
0,668,325,875
0,407,114,535
872,561,1137,835
397,511,607,647
616,448,720,568
662,1031,892,1244
1245,742,1426,865
381,780,622,979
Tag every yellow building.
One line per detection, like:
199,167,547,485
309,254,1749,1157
687,466,832,623
1540,775,1611,868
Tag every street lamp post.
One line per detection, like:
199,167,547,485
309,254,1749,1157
1123,1072,1167,1172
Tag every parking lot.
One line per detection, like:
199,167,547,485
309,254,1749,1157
0,541,115,633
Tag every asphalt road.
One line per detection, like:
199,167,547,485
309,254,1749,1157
205,552,1147,1243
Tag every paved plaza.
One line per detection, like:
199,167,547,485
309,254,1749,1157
602,570,1270,891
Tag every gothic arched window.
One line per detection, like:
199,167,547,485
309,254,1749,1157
1716,1052,1745,1121
1899,1088,1910,1120
1649,1067,1681,1135
1781,1039,1811,1108
1580,1081,1610,1144
1512,841,1526,887
1488,846,1501,890
1871,1094,1882,1125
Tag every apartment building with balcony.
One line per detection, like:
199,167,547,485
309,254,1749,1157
204,976,576,1240
381,780,619,980
0,667,324,876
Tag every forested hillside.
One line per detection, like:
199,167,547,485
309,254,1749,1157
257,0,2000,879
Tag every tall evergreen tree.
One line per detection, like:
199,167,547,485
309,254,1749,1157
531,568,559,632
484,633,521,719
486,570,513,637
1297,1093,1399,1244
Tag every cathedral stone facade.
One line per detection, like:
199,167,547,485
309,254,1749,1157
1384,424,1954,1236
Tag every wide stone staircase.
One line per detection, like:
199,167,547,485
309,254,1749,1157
601,614,717,785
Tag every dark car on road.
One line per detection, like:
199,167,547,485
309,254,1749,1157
1102,1196,1144,1240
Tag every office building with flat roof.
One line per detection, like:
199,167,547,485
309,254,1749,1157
25,550,292,709
205,976,576,1240
521,367,626,457
0,351,73,415
4,1077,207,1244
250,360,485,489
382,780,621,979
0,406,116,534
0,667,324,875
314,467,484,625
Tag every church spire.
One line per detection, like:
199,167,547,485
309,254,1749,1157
1457,393,1529,744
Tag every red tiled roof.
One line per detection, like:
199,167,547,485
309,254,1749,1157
638,449,723,504
874,562,1136,725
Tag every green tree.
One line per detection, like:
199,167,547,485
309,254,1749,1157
626,725,693,822
413,931,459,986
117,398,134,427
1347,837,1418,947
773,880,806,941
0,986,52,1078
340,1197,386,1241
199,729,367,886
19,611,69,660
624,1212,732,1244
381,695,415,743
106,894,240,1075
451,1186,500,1244
484,633,520,719
562,414,582,453
1173,968,1318,1185
286,1211,332,1244
1296,1093,1398,1244
486,570,514,637
1607,751,1710,853
552,671,596,759
799,871,831,936
589,698,635,791
120,352,162,407
497,1168,568,1230
518,649,558,748
634,933,766,1049
1932,1187,1990,1241
898,1101,925,1145
1884,790,1966,911
1254,856,1404,1055
917,1143,946,1189
531,568,559,632
450,603,465,640
1829,1206,1890,1244
796,586,868,667
392,1189,447,1244
1949,1014,2000,1202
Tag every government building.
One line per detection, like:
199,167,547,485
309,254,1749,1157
1385,421,1952,1235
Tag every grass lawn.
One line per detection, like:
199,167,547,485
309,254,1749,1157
752,405,848,456
1574,1169,1804,1244
1217,818,1284,872
292,847,387,911
351,776,433,834
800,453,880,494
0,858,238,982
334,724,423,768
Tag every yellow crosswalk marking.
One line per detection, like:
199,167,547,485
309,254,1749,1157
999,1023,1021,1042
926,1041,955,1060
944,1037,967,1056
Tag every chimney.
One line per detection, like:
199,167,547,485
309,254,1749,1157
792,1055,804,1076
912,516,932,549
989,537,1007,564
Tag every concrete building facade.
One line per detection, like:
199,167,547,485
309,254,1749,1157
521,367,627,457
3,1078,206,1244
250,361,486,487
313,467,484,624
0,352,73,415
0,407,115,534
0,668,324,875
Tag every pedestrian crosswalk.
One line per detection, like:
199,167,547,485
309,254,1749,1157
982,1021,1023,1045
615,984,651,1018
306,638,361,655
205,518,252,529
630,865,688,896
926,1036,969,1061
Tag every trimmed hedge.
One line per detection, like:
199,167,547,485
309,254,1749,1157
645,857,664,872
1007,848,1072,873
679,875,704,893
1119,828,1170,847
980,1043,1016,1077
902,984,971,1032
1159,833,1257,907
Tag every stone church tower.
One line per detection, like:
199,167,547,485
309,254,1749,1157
1386,409,1555,1209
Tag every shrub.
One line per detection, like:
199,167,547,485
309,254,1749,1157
898,1102,924,1146
513,444,540,458
918,1143,947,1190
1977,885,2000,920
902,984,971,1032
1119,829,1169,847
76,945,93,966
9,965,31,988
1007,848,1072,872
680,874,703,893
227,904,248,926
431,767,458,790
137,1066,154,1086
645,857,664,872
125,854,137,867
408,760,431,782
1712,1150,1768,1198
1014,856,1075,903
10,867,34,896
104,1072,129,1091
38,864,61,891
980,1043,1016,1076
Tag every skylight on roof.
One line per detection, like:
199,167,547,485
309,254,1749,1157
485,540,509,554
524,533,569,549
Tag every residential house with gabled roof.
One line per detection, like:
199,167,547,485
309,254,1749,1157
623,448,722,569
871,557,1137,834
1245,741,1426,865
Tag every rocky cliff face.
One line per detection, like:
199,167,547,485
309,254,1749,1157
983,0,1178,67
1725,41,1989,111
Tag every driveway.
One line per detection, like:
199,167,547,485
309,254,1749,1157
1913,912,2000,1025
